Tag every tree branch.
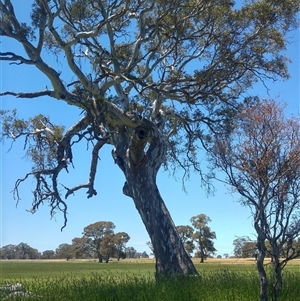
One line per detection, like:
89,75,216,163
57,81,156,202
0,52,35,65
0,90,53,99
64,138,107,199
13,168,69,231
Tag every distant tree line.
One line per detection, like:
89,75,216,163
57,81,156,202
0,242,40,260
1,214,218,262
233,236,300,259
0,221,149,261
2,218,298,262
0,214,218,262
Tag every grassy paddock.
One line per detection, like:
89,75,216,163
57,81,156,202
0,260,155,282
0,259,299,301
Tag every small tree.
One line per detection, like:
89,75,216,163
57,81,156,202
72,227,129,261
242,242,257,258
209,100,300,301
41,250,55,259
101,234,117,263
114,232,130,261
26,247,40,259
280,237,300,258
233,237,250,258
233,236,257,258
141,251,149,258
0,244,17,259
72,237,92,259
15,242,40,259
190,214,217,263
82,221,115,263
55,243,74,260
176,225,195,255
125,247,137,258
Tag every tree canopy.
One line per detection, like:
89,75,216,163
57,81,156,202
72,221,130,262
233,237,257,258
1,0,299,276
190,214,217,263
0,242,40,260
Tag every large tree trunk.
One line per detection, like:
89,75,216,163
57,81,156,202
96,251,103,263
112,124,198,276
124,164,198,276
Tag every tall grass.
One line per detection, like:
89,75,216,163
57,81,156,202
1,269,299,301
1,261,299,300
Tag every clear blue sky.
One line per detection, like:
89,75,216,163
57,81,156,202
0,2,299,257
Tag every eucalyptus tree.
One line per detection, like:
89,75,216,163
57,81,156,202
176,225,195,255
114,232,130,261
0,0,299,276
41,249,56,259
0,244,17,260
209,100,300,301
190,214,217,263
82,221,115,263
125,246,137,258
16,242,40,259
72,237,93,259
55,243,74,260
0,243,40,259
233,236,254,258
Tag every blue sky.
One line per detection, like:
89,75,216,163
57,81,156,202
0,2,299,257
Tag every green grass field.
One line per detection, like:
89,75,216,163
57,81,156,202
0,259,299,300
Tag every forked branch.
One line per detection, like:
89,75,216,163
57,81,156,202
64,138,107,199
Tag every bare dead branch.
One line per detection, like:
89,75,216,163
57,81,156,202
64,138,107,199
0,52,35,64
0,90,53,98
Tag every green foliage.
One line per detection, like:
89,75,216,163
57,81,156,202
176,225,195,254
1,0,299,200
1,0,299,179
0,243,40,260
0,110,65,171
0,7,35,41
1,109,27,137
55,243,74,260
30,1,47,28
190,214,217,261
76,221,130,262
